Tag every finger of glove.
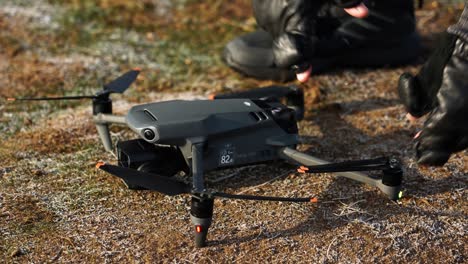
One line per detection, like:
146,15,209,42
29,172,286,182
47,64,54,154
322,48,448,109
414,109,453,166
415,100,466,166
398,72,431,118
273,33,316,68
415,131,452,166
416,147,451,166
415,98,463,166
332,0,363,8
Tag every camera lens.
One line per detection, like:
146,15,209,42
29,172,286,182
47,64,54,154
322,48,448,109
143,129,156,141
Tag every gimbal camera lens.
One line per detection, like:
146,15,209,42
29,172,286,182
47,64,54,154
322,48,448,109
143,129,156,141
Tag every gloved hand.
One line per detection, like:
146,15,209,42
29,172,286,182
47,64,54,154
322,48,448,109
398,32,468,166
252,0,366,82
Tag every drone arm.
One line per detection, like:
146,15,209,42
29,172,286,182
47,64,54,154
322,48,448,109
279,147,379,187
92,114,127,152
279,147,403,200
92,113,127,125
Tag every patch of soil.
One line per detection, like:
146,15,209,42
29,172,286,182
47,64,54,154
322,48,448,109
1,56,88,98
0,194,55,227
5,117,96,154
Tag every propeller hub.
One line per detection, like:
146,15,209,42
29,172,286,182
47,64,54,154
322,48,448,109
92,97,112,115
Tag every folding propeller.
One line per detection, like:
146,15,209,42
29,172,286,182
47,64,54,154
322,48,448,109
96,163,317,203
101,68,140,95
7,69,140,102
97,162,190,196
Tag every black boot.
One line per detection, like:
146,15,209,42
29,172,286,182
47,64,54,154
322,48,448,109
223,0,421,82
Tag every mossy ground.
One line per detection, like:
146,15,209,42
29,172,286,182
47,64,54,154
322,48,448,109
0,1,466,262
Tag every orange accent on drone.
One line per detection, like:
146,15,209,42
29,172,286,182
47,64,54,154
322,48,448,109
133,67,142,72
208,94,216,100
310,197,318,203
95,162,106,169
298,166,309,173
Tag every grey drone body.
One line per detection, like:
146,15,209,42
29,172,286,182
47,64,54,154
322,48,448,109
126,99,299,172
115,96,402,247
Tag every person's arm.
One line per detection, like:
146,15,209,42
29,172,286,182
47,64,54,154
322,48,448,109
447,2,468,42
398,5,468,165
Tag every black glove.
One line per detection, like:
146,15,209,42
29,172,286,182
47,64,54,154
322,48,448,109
332,0,363,8
252,0,363,70
398,32,468,166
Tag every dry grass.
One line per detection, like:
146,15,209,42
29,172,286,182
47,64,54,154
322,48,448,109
0,0,467,263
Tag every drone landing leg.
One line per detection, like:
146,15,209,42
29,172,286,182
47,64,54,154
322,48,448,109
191,143,205,192
95,124,112,152
190,143,213,247
190,197,214,248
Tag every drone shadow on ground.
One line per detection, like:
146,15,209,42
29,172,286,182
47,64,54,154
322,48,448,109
210,189,466,247
210,99,466,247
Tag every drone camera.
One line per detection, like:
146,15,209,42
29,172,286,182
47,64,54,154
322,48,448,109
143,129,156,141
138,127,159,143
116,139,188,190
117,139,168,169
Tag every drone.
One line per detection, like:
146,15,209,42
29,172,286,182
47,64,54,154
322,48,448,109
8,70,403,247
